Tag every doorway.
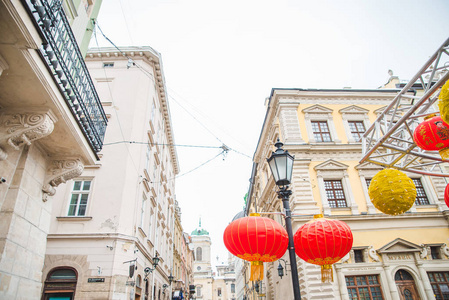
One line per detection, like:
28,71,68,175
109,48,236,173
41,268,77,300
395,269,421,300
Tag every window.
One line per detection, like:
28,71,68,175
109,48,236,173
346,275,384,300
412,178,430,205
231,284,235,293
218,288,222,296
103,62,114,68
354,249,364,263
196,247,202,261
68,180,91,216
348,121,366,141
365,178,371,188
428,271,449,299
324,180,347,208
311,121,332,142
197,286,202,297
431,246,441,259
340,106,370,143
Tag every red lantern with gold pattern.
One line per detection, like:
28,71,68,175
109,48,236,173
413,115,449,160
223,213,288,281
445,183,449,208
293,214,353,282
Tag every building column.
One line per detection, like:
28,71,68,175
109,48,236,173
316,172,331,216
342,171,359,214
358,173,377,214
416,262,435,299
334,265,349,300
383,265,400,300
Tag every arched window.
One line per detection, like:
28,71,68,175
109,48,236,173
42,267,77,300
395,270,413,281
196,247,202,261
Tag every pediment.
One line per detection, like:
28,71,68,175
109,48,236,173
339,105,369,114
378,238,422,254
374,106,388,115
355,162,384,171
314,159,349,171
302,104,333,114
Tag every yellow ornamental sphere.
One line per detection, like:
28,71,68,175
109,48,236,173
438,79,449,124
368,169,416,215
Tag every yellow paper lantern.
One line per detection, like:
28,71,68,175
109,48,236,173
368,169,416,215
438,79,449,124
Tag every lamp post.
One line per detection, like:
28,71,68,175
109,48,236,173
267,139,301,300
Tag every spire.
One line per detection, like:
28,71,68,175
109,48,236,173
199,217,202,228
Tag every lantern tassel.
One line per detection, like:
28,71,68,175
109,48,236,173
321,265,333,283
250,261,264,281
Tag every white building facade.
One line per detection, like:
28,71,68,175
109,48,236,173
42,46,179,299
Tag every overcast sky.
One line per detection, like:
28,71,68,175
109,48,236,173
92,0,449,265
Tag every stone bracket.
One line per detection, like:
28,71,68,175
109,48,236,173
42,158,84,201
0,111,57,160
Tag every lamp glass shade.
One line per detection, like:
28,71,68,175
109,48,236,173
268,151,294,186
277,262,284,278
153,256,160,267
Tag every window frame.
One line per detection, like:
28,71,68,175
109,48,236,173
302,104,340,143
345,274,385,300
428,271,449,299
311,121,332,142
411,178,431,205
67,179,93,217
348,120,366,142
339,105,370,144
314,160,359,215
324,179,348,208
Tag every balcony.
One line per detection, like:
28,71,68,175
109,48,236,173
0,0,107,164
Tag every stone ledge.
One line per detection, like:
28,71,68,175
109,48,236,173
56,216,92,221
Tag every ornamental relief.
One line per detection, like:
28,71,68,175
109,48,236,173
0,111,56,159
42,158,84,201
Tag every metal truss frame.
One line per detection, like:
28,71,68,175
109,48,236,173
360,38,449,177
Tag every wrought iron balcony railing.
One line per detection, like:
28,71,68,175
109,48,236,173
24,0,107,153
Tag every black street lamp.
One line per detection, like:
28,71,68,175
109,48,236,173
277,258,289,279
143,253,160,281
267,139,301,300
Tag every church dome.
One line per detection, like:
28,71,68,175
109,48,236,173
191,219,209,236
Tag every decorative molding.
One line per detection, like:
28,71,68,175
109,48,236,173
42,158,84,201
302,104,333,115
314,159,349,171
0,111,57,160
339,105,370,115
420,244,430,259
368,246,380,262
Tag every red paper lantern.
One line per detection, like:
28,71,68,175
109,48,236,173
445,183,449,208
223,213,288,281
294,214,353,282
413,115,449,160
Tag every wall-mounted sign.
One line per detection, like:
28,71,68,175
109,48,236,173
88,278,105,283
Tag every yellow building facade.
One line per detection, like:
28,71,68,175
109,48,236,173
245,88,449,300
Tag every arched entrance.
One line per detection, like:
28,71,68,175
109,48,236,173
395,269,420,300
41,267,77,300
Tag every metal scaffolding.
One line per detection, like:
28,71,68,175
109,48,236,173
360,37,449,177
